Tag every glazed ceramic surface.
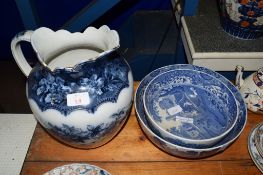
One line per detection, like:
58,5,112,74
236,65,263,114
11,26,133,149
43,163,111,175
135,64,247,158
143,69,238,147
255,122,263,157
248,124,263,173
219,0,263,39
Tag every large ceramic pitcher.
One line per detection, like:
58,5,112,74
11,26,133,149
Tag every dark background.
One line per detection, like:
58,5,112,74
1,0,175,61
1,0,183,113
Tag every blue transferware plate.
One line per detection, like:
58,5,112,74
248,124,263,173
143,69,238,146
43,163,111,175
135,64,247,158
255,122,263,157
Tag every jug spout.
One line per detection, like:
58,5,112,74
235,65,244,89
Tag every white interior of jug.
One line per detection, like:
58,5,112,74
44,47,105,71
30,26,119,71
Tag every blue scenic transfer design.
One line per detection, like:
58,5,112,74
27,51,130,116
144,69,238,142
47,102,132,145
135,64,247,158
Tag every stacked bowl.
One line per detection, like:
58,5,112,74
135,64,247,158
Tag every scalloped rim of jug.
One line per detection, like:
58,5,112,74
30,25,120,72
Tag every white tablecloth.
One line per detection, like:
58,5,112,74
0,114,36,175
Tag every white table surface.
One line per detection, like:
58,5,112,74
0,114,36,175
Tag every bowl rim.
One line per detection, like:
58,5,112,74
142,68,239,144
135,64,247,152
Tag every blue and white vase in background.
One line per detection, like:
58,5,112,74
219,0,263,39
11,26,133,148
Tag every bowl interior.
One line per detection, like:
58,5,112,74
143,69,238,141
135,64,247,151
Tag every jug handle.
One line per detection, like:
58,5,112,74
11,30,33,77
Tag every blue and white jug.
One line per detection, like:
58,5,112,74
11,26,133,148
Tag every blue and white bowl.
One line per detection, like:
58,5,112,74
143,69,238,148
135,64,247,158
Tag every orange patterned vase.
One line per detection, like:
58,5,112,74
219,0,263,39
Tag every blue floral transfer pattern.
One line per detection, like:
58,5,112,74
47,102,132,145
27,52,130,115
